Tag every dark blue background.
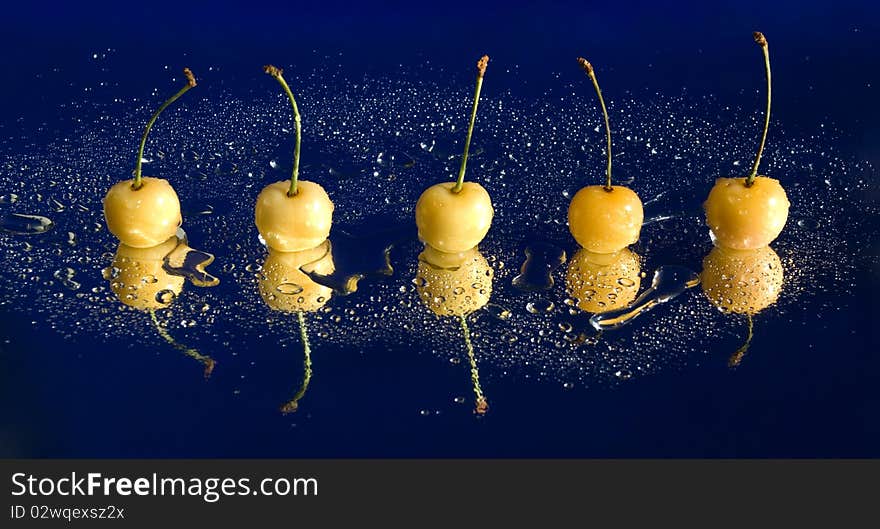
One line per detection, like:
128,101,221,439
1,0,878,457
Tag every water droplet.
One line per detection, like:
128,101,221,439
1,213,55,235
797,217,820,230
615,369,633,380
591,266,700,330
215,160,238,175
101,266,120,281
163,242,220,287
53,267,80,290
486,303,512,321
526,299,555,314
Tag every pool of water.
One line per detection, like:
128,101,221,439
0,1,877,457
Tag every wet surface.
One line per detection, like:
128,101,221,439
0,8,878,456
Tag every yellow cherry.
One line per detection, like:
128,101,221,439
415,55,493,254
104,68,195,248
701,245,783,315
566,247,641,314
704,32,789,250
415,182,493,254
704,176,789,250
568,185,643,254
258,241,335,313
415,245,493,317
256,65,334,253
255,180,334,252
104,177,182,248
568,58,643,253
107,235,185,311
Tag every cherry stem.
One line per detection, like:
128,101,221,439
150,309,215,378
728,314,754,368
578,58,613,191
460,314,488,415
453,55,489,194
264,65,303,197
747,32,771,187
133,68,196,190
281,311,313,414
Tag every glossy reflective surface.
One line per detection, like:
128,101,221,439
0,1,877,457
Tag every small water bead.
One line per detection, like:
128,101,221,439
155,289,176,304
526,299,555,314
101,266,120,280
53,267,80,290
563,332,583,343
797,217,820,230
181,150,200,162
486,303,512,321
276,283,304,296
215,160,238,176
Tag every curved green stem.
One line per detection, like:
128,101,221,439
728,314,754,368
747,33,771,186
578,58,613,190
460,314,488,414
264,65,302,197
134,68,196,190
150,309,215,378
281,311,313,414
453,56,489,194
